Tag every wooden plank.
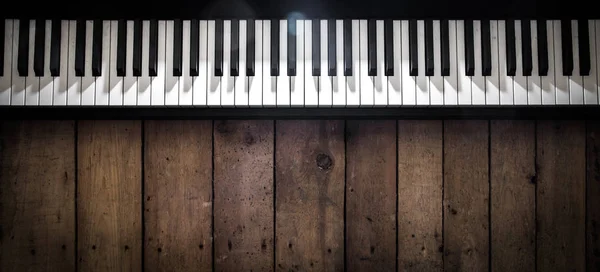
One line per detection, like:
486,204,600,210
588,121,600,271
397,120,443,271
346,120,396,271
144,121,212,271
490,120,535,271
213,120,274,270
0,121,76,271
275,120,345,271
77,121,142,271
443,120,489,271
537,120,585,271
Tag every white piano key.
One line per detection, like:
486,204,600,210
374,20,387,107
416,20,429,105
108,20,122,105
304,20,318,107
221,20,234,107
0,20,12,105
123,20,137,106
290,19,304,106
65,20,80,106
587,20,600,104
179,20,192,106
11,20,25,105
81,20,95,105
498,20,514,105
262,20,275,106
471,20,486,105
206,20,220,106
164,20,179,105
94,21,110,106
234,19,248,107
332,19,345,107
444,20,458,105
39,20,53,105
53,20,69,106
456,20,471,105
514,20,528,105
486,20,500,105
193,20,208,106
542,20,556,105
528,20,542,105
554,20,570,104
359,20,373,107
320,19,333,107
570,20,584,104
387,20,402,106
346,19,360,107
401,20,416,105
151,20,166,106
430,20,444,105
25,20,39,105
277,19,290,107
138,20,151,105
248,20,262,107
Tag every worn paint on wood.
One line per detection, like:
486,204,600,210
0,121,76,271
490,120,535,271
397,120,443,271
77,121,142,271
144,121,212,271
213,120,274,271
275,120,345,272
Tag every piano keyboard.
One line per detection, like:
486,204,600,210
1,19,599,107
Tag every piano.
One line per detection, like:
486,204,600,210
0,0,599,119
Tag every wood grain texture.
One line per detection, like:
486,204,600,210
213,120,274,271
490,120,535,271
397,120,443,271
275,120,345,272
588,121,600,272
77,121,142,271
346,120,396,272
0,121,76,271
144,121,212,272
537,120,585,271
443,120,489,271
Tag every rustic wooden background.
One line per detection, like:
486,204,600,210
0,120,598,272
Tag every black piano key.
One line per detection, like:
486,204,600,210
425,20,434,76
0,20,4,76
74,20,85,76
173,19,183,76
578,19,590,76
464,20,474,76
506,19,516,76
189,20,199,76
409,20,418,76
50,20,61,76
34,20,45,76
231,19,239,76
343,19,352,76
367,19,376,76
246,19,255,76
149,20,158,76
561,19,573,76
537,20,549,76
328,19,336,76
17,19,29,77
384,20,393,76
215,19,223,76
288,18,296,76
116,20,126,76
270,19,279,76
312,19,320,76
521,20,532,76
481,20,491,76
133,20,142,76
92,20,102,76
441,20,450,76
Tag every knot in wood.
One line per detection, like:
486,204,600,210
243,132,256,145
316,153,332,170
